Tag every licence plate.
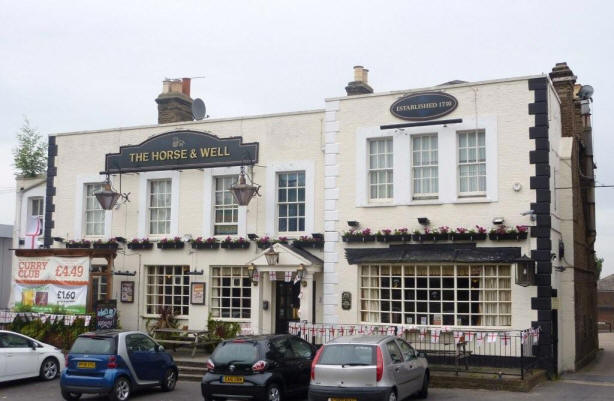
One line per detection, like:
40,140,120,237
222,376,244,384
329,399,357,401
77,361,96,369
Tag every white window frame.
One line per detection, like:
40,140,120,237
265,161,315,236
359,264,512,327
213,175,239,235
367,137,394,201
355,116,497,207
202,167,247,238
74,175,112,239
84,183,106,236
210,266,252,321
29,197,44,234
411,134,438,199
147,179,172,235
138,171,179,238
276,171,306,234
145,265,190,317
457,130,487,197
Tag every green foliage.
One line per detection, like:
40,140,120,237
7,314,96,350
595,255,604,280
13,117,47,177
145,306,179,337
207,314,241,341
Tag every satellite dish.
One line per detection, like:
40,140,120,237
192,98,206,120
578,85,594,100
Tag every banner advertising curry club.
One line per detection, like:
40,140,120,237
13,256,90,314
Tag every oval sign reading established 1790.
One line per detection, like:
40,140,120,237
390,92,458,121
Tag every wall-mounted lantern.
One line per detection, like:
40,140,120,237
341,291,352,310
230,165,260,206
264,247,279,265
247,263,258,286
515,255,536,287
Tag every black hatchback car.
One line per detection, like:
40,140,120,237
201,334,317,401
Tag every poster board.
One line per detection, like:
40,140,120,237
13,256,90,314
96,299,117,330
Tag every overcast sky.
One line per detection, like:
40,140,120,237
1,0,612,276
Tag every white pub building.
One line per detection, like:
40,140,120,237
12,63,598,375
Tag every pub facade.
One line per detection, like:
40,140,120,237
11,63,597,374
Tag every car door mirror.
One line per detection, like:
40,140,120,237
156,344,165,352
28,340,37,350
418,352,426,359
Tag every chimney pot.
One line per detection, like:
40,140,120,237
182,78,191,97
346,65,374,96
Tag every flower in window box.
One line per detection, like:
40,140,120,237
488,225,528,241
92,238,119,249
65,239,91,249
157,237,185,249
412,226,448,242
451,226,486,241
191,236,219,249
257,236,272,249
293,235,324,248
275,236,289,244
342,228,375,243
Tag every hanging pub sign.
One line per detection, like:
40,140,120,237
104,130,259,174
390,92,458,121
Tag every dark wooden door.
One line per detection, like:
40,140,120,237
275,281,300,334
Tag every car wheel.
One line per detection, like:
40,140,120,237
109,376,131,401
417,371,429,399
61,390,82,401
161,368,177,391
266,383,282,401
40,357,59,380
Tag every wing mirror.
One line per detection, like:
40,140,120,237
28,340,37,350
155,344,165,352
418,352,426,359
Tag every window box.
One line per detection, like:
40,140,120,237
191,242,220,250
343,235,376,243
411,234,450,242
93,242,119,250
488,232,528,241
221,241,250,249
293,239,324,248
450,233,487,241
157,241,185,249
127,242,154,250
376,234,411,243
65,241,91,249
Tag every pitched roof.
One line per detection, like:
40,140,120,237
598,274,614,291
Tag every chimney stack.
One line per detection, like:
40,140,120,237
345,65,374,96
155,78,193,124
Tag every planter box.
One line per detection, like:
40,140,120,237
411,234,450,242
257,242,272,249
157,242,185,249
92,243,119,249
342,235,376,243
65,243,91,249
191,242,220,250
376,234,411,243
488,232,528,241
127,242,153,250
450,233,487,241
293,240,324,249
221,242,250,249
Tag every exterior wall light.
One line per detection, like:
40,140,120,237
417,217,430,225
515,256,536,287
296,264,305,281
230,165,260,206
264,247,279,265
247,263,258,286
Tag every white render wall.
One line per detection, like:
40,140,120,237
326,77,546,331
51,110,326,331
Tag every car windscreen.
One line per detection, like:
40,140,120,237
70,336,116,355
213,341,259,364
318,344,376,365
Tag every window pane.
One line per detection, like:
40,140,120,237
368,138,393,200
458,130,486,194
277,171,305,232
214,176,238,235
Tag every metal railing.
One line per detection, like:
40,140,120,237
289,322,540,379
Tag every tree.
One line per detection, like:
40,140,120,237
595,255,604,280
13,118,47,177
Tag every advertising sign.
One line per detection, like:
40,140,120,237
104,130,259,174
13,256,90,314
96,300,117,330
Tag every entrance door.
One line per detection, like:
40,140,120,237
275,281,300,334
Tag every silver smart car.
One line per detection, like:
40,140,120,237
309,335,429,401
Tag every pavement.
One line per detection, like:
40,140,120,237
1,332,613,401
